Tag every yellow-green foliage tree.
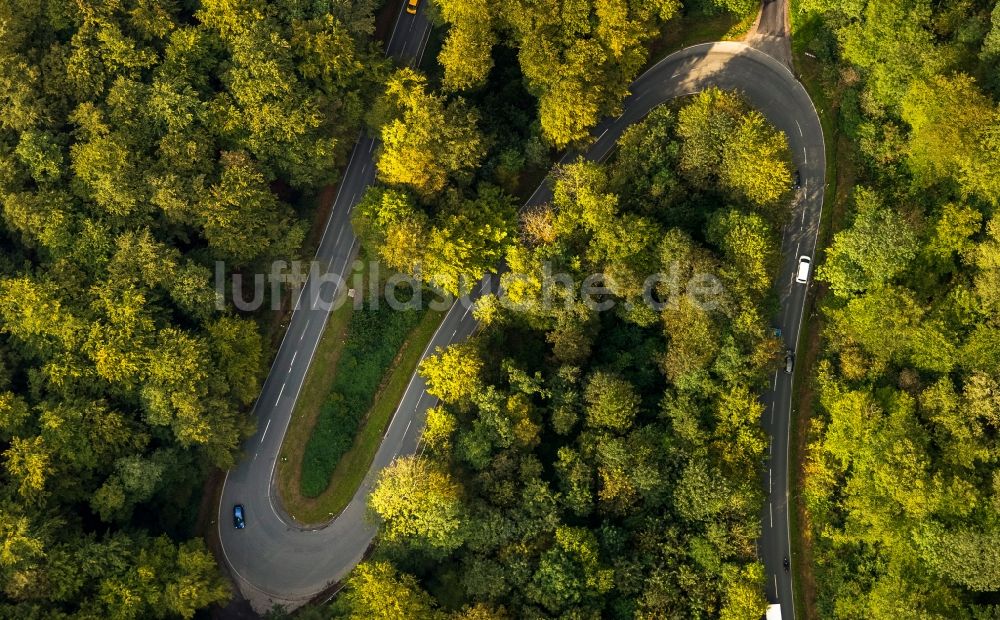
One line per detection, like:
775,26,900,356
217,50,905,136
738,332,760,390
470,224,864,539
0,0,383,615
433,0,683,147
368,456,465,552
369,69,485,199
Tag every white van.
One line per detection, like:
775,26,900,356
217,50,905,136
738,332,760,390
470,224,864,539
796,256,811,284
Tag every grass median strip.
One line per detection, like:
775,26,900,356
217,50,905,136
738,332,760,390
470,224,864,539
299,296,426,497
276,260,447,524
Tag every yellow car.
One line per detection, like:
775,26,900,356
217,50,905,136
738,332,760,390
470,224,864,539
406,0,419,14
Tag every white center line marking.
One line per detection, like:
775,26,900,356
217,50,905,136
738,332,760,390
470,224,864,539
416,24,432,67
290,351,297,365
769,502,774,528
596,128,608,141
803,146,808,165
796,120,802,135
276,383,286,404
404,419,412,435
369,141,374,153
387,4,404,49
774,574,779,598
260,419,272,444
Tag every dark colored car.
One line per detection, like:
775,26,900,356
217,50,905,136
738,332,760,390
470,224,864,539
793,169,802,189
233,504,246,529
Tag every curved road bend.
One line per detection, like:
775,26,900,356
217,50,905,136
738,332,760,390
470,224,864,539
220,18,823,620
216,3,433,612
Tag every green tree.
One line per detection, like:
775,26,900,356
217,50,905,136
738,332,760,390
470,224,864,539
334,562,441,620
419,342,483,407
719,109,792,210
707,208,780,299
369,69,485,198
352,186,429,274
423,187,516,296
720,563,769,620
902,73,1000,201
433,0,680,147
818,187,918,297
583,371,639,432
838,0,943,111
4,437,50,504
436,0,496,91
368,456,465,551
197,151,304,265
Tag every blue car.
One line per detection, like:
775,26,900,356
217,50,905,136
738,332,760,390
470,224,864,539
233,504,246,529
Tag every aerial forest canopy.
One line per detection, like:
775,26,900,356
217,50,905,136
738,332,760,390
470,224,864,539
794,0,1000,617
0,0,383,617
12,0,998,616
432,0,682,148
324,90,794,619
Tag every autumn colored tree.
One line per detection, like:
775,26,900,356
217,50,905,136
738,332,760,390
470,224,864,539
369,69,485,198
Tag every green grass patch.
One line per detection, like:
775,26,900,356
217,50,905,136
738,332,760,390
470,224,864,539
299,291,426,497
309,307,445,518
275,274,447,523
276,285,354,515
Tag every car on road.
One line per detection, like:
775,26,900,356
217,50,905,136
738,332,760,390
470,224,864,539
233,504,246,529
795,255,811,284
793,169,802,189
406,0,419,14
784,349,794,374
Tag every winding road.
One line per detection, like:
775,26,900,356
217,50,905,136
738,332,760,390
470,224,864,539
217,3,823,616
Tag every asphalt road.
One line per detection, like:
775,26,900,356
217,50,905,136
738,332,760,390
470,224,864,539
748,0,793,67
218,9,823,617
216,3,434,612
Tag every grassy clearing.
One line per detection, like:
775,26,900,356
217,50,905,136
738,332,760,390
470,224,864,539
298,295,426,497
276,289,355,515
305,307,445,521
276,257,448,524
